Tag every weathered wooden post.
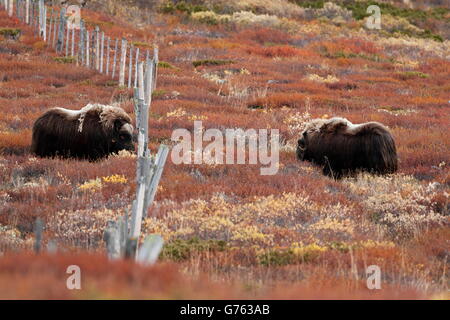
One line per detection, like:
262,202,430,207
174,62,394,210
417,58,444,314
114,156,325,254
79,20,85,65
119,38,127,86
56,7,66,52
48,8,53,45
105,36,110,76
33,218,43,254
152,46,159,92
52,16,57,48
95,26,100,70
38,0,45,40
91,31,95,68
65,19,69,56
30,0,34,28
126,59,168,258
43,6,47,41
8,0,13,16
16,0,21,21
128,44,133,88
134,47,139,88
100,31,104,73
71,27,75,57
85,30,89,67
25,0,29,24
112,38,118,79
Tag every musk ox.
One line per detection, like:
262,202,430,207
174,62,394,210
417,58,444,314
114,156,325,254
31,103,134,160
297,117,398,178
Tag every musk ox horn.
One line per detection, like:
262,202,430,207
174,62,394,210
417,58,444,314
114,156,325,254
297,117,398,178
31,103,135,160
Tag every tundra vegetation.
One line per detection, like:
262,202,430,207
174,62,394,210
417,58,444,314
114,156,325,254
0,0,448,299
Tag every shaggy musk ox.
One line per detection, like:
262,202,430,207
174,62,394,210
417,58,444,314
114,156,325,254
297,117,398,178
31,104,134,160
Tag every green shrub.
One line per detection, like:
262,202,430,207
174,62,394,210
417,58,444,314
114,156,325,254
0,28,21,39
158,61,177,69
193,59,235,67
159,1,208,15
161,237,227,261
53,56,76,64
396,71,429,80
152,89,167,99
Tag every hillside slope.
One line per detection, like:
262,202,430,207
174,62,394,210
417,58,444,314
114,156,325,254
0,1,449,299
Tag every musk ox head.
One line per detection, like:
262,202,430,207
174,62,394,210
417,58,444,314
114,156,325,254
32,103,134,160
297,117,398,178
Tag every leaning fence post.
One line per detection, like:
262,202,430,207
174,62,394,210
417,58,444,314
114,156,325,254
119,38,127,86
144,145,169,215
136,235,164,265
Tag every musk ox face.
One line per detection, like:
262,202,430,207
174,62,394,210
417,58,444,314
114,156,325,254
31,104,135,161
297,117,398,178
296,132,308,161
110,120,134,153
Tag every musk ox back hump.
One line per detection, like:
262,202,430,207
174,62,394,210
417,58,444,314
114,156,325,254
31,104,134,160
298,117,398,178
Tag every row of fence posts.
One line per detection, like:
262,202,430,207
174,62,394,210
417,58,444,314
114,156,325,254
104,57,169,263
2,0,169,264
1,0,156,88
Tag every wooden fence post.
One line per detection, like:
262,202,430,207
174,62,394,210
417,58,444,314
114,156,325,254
71,27,75,57
38,0,45,40
112,38,118,79
119,38,127,86
152,46,159,92
33,218,43,254
134,47,139,88
8,0,12,16
25,0,29,24
95,26,100,70
85,30,89,67
56,7,66,52
52,15,57,48
128,44,133,88
65,20,69,56
106,36,110,76
100,31,104,73
30,0,34,29
79,20,85,65
48,8,53,45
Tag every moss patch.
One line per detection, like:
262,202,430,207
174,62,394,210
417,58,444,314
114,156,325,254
161,237,228,261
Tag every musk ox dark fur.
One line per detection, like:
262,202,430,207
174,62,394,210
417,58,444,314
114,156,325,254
297,117,398,178
31,104,134,160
